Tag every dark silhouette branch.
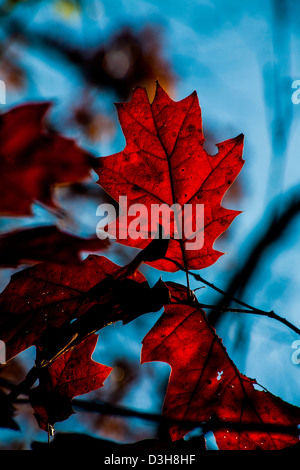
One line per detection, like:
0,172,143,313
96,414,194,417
165,257,300,336
208,188,300,326
4,389,299,437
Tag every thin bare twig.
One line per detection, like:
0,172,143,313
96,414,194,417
208,188,300,328
165,257,300,336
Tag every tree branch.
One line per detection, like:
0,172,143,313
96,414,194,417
165,258,300,336
5,389,299,437
209,188,300,326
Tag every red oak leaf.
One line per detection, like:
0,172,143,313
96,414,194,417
141,303,300,450
0,103,92,216
0,253,168,361
0,256,143,361
93,83,244,272
29,334,112,430
0,225,109,267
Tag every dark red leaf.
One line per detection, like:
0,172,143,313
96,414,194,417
0,256,143,360
0,226,109,267
0,103,92,215
0,253,168,361
29,334,112,430
93,83,244,272
141,303,300,450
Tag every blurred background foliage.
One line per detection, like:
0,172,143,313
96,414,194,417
0,0,300,450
